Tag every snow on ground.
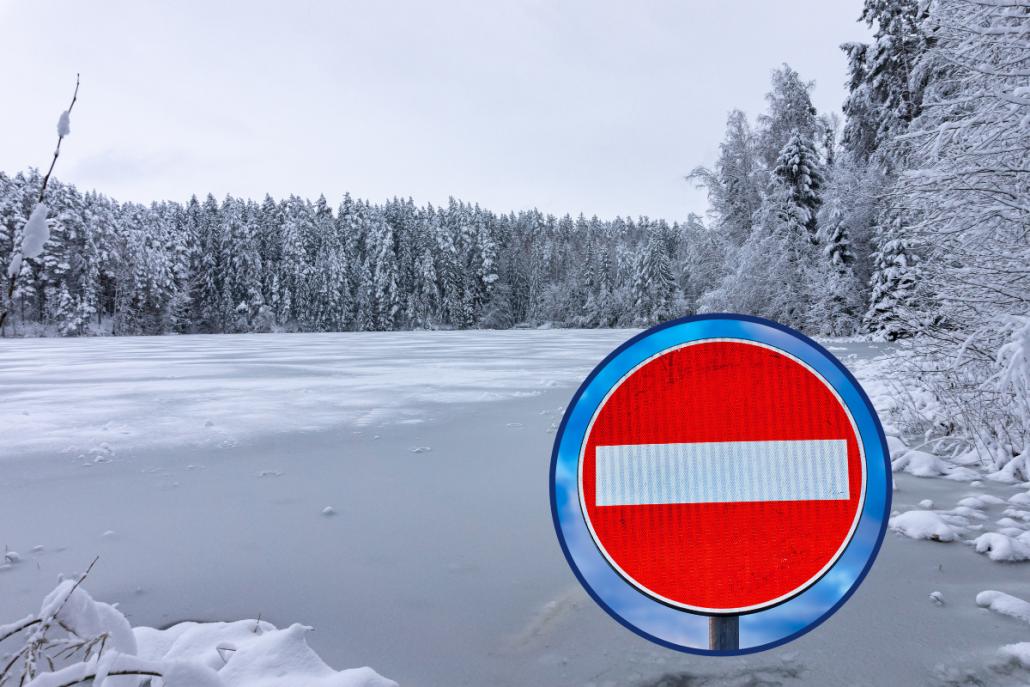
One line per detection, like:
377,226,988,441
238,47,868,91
2,332,1030,686
3,577,393,687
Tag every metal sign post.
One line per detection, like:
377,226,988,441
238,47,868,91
709,615,739,651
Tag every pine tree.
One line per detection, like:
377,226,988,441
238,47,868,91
632,233,677,326
821,204,855,269
842,0,933,163
757,65,819,169
864,216,918,340
368,212,399,331
410,248,439,328
772,130,824,238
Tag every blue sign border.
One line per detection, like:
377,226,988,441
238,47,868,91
549,314,892,655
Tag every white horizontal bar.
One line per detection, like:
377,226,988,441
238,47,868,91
594,439,849,506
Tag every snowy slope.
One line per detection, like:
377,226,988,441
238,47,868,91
2,331,1029,686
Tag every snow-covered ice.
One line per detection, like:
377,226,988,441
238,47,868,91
2,331,1029,686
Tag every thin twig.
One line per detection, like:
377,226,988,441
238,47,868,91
0,73,80,334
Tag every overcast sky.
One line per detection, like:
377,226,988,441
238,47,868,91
0,1,870,221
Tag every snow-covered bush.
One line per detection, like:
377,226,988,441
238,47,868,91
0,568,395,687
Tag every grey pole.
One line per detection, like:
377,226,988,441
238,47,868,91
708,615,739,651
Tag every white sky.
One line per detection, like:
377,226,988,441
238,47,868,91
0,1,870,221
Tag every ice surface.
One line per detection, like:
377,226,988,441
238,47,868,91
0,330,637,457
1,333,1029,686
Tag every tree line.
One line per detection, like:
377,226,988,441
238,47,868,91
0,173,713,336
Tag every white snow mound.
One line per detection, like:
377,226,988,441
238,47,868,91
973,532,1030,562
888,510,958,542
999,642,1030,669
891,450,978,480
976,590,1030,624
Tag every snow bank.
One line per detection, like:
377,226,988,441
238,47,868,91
976,590,1030,624
3,583,395,687
888,510,958,542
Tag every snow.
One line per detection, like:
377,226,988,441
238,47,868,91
987,452,1030,484
7,251,22,278
57,110,71,137
891,449,977,480
9,581,395,687
1009,490,1030,506
1,334,1029,686
999,642,1030,669
0,329,637,457
20,202,50,259
976,590,1030,624
973,533,1030,562
885,434,908,458
888,510,958,542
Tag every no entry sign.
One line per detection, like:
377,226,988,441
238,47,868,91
550,315,890,653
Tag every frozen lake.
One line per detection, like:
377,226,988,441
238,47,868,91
2,331,1029,686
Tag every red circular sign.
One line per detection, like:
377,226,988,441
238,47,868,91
579,339,865,614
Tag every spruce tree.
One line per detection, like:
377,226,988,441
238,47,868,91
772,130,824,238
632,233,677,326
864,216,919,340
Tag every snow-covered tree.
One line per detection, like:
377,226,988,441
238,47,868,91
688,110,764,246
864,215,919,340
632,231,678,326
771,130,824,238
757,64,819,169
882,0,1030,469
